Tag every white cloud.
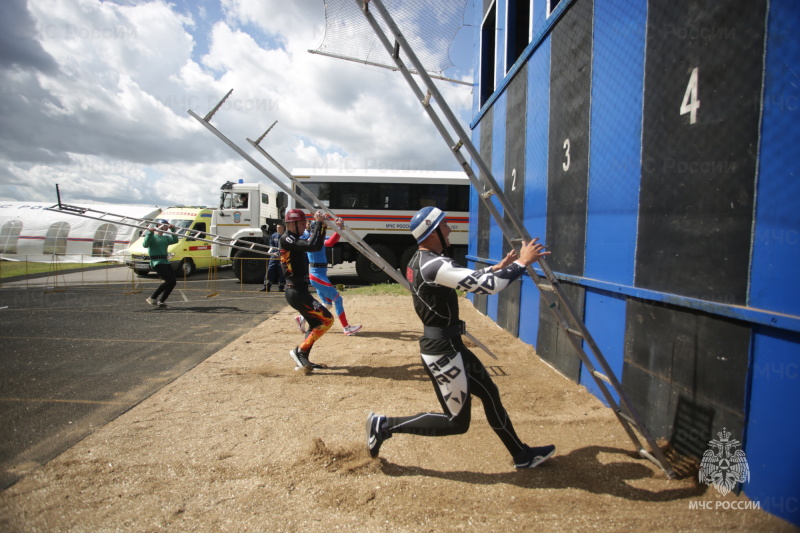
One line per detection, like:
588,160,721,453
0,0,475,208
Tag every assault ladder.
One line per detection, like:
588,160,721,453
353,0,675,478
46,185,278,259
188,95,500,359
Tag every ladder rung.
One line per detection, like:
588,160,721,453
591,370,611,384
538,282,556,292
638,448,659,465
566,327,585,338
422,91,432,107
616,410,636,426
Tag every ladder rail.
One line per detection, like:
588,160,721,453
186,108,406,289
358,0,674,478
44,202,278,259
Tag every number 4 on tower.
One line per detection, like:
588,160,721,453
680,67,700,124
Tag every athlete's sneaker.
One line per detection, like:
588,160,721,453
366,412,389,458
343,324,362,336
145,297,157,306
513,444,555,469
289,347,312,370
294,315,307,334
157,301,169,308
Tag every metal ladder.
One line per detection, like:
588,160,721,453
186,94,397,286
46,185,278,259
188,96,501,359
354,0,675,478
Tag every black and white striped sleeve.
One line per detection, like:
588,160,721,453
421,256,526,295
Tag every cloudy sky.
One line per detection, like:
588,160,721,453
0,0,477,208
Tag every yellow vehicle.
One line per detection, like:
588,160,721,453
126,207,229,277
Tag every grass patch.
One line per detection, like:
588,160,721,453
345,283,409,296
343,283,464,298
0,261,115,279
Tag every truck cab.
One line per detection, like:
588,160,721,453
126,207,225,277
211,180,287,283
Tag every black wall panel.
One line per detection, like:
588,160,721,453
636,1,767,303
546,0,593,276
623,298,750,450
536,282,585,382
498,69,528,335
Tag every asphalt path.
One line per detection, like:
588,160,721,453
0,264,360,490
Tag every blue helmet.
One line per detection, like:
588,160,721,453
410,206,446,244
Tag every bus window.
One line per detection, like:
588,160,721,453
297,183,331,209
379,183,411,210
448,184,470,212
415,184,448,210
335,183,371,209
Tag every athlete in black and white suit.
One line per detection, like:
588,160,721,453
367,206,557,469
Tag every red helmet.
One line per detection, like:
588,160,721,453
284,209,307,222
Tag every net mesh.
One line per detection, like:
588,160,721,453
314,0,469,75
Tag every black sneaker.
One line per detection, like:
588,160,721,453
366,412,389,458
289,347,311,370
513,444,555,469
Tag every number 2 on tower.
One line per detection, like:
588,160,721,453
681,67,700,124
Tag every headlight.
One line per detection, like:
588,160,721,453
167,253,175,260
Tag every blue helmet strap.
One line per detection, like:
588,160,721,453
435,225,450,257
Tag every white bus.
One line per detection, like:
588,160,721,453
290,168,470,284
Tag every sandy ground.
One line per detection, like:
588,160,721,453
0,294,794,532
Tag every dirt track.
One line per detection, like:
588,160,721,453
0,294,793,532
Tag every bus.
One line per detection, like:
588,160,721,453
290,168,470,284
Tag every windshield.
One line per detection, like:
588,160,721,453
166,219,193,237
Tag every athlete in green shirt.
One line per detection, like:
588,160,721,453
143,219,180,308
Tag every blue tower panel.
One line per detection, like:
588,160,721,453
580,289,626,406
487,91,508,322
749,0,800,317
467,122,482,307
744,327,800,527
519,36,551,348
585,0,647,285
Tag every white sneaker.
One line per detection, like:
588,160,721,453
294,315,307,334
145,297,157,306
343,324,362,336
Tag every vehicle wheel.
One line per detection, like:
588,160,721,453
134,268,150,277
399,245,418,275
232,249,267,284
355,244,397,285
177,258,195,277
